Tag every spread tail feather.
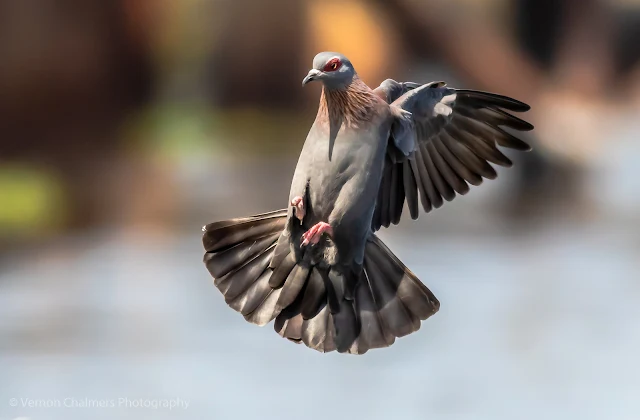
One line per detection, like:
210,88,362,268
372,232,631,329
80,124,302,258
202,210,439,354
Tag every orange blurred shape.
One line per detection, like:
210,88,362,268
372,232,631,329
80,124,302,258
305,0,396,86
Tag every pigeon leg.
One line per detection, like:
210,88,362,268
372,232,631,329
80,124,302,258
301,222,333,246
291,196,305,222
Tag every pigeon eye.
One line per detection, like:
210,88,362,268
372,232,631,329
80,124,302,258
323,58,341,72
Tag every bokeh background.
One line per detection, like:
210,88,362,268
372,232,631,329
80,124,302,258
1,0,640,419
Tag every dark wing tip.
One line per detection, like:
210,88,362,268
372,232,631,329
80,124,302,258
456,89,531,113
520,142,533,152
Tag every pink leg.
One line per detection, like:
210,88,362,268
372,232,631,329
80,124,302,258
301,222,333,246
291,196,305,222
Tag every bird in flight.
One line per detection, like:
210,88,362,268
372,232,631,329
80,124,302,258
203,52,533,354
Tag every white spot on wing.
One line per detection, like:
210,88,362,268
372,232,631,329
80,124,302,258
441,93,457,104
433,103,453,117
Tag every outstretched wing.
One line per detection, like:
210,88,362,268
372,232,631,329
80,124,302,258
371,79,533,231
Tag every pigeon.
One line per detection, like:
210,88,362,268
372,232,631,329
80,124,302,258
202,51,533,354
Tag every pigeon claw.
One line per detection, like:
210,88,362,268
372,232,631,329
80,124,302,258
301,222,333,247
291,196,305,222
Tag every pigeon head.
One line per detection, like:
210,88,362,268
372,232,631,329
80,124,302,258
302,52,356,90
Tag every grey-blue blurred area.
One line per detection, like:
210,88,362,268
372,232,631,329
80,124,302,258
1,0,640,419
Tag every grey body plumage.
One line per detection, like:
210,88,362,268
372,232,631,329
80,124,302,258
287,91,391,267
202,52,533,354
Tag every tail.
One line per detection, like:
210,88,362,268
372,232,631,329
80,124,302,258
202,210,440,354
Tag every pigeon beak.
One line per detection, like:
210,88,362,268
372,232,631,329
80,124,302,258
302,69,322,86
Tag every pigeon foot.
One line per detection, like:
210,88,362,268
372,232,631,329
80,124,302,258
291,196,305,222
301,222,333,246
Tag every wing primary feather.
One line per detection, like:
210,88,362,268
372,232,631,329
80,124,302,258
372,181,383,231
456,90,531,112
391,163,405,225
413,146,443,209
380,159,392,228
457,106,534,132
403,159,420,219
432,137,483,186
421,143,456,201
388,162,398,225
426,141,470,195
452,114,530,152
445,125,513,167
490,108,534,131
493,127,532,151
452,114,501,146
440,131,498,179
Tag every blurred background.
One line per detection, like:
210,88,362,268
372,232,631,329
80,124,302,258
1,0,639,418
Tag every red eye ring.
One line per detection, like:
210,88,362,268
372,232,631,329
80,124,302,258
323,58,342,72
